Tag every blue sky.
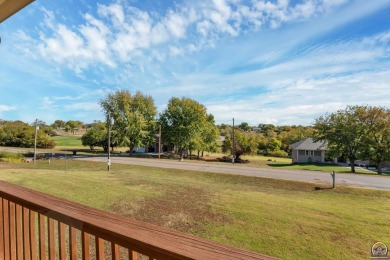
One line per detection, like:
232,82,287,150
1,0,390,126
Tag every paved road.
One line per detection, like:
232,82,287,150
76,157,390,190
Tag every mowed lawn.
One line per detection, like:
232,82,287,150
52,135,83,148
1,160,388,259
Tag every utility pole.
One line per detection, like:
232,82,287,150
34,119,38,163
158,124,161,159
107,113,111,172
232,118,235,164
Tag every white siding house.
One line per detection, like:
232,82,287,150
290,138,327,163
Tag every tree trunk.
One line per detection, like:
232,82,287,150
377,161,382,175
129,146,135,157
189,150,192,160
197,150,200,159
201,151,204,157
350,159,356,173
179,146,183,160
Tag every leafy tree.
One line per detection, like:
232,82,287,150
81,122,107,150
359,106,390,174
238,122,251,132
257,123,276,137
222,129,260,161
65,120,83,135
193,114,219,157
159,97,208,160
268,137,282,151
100,90,157,156
0,121,55,148
52,120,65,129
314,106,367,172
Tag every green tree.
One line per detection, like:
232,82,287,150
359,106,390,174
52,120,65,129
81,122,107,150
238,122,251,132
65,120,83,135
159,97,208,160
0,120,55,148
195,114,219,157
314,106,367,173
100,90,157,156
222,129,260,161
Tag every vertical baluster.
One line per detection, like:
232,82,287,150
70,226,78,260
48,218,55,260
38,214,46,260
22,207,30,260
96,237,104,260
8,202,16,260
129,249,137,260
58,222,67,260
82,231,90,260
0,199,4,260
29,210,37,259
3,199,10,260
112,243,120,260
15,205,23,260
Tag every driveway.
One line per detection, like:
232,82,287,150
76,157,390,191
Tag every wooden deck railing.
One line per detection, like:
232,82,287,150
0,181,275,259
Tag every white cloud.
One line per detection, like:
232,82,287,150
22,0,356,73
0,105,15,112
64,102,101,111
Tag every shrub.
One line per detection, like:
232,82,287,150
268,150,289,158
0,152,24,162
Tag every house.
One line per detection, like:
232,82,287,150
290,138,327,163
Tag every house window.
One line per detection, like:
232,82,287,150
305,150,309,156
311,151,314,156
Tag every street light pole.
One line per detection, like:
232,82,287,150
34,119,38,163
108,113,111,172
158,124,161,159
232,117,235,164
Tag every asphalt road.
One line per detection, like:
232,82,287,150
76,157,390,191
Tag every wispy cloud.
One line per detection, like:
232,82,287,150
0,105,15,112
19,0,354,74
3,0,390,125
64,102,101,111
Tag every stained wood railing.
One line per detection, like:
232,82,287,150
0,181,275,259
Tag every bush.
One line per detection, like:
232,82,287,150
267,150,289,158
0,152,24,162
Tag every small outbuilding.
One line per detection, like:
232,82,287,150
290,138,327,163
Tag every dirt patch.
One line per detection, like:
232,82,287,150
108,187,230,233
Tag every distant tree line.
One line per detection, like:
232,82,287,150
220,123,315,160
80,90,314,160
5,92,385,169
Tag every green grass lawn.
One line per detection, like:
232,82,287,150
52,135,84,148
0,159,389,259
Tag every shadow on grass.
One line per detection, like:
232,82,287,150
266,163,340,171
314,186,334,190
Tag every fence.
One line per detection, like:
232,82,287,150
0,181,275,259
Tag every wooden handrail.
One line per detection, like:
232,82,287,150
0,181,275,259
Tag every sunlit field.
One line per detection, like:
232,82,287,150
0,159,388,259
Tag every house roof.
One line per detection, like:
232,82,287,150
290,138,327,150
0,0,34,23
